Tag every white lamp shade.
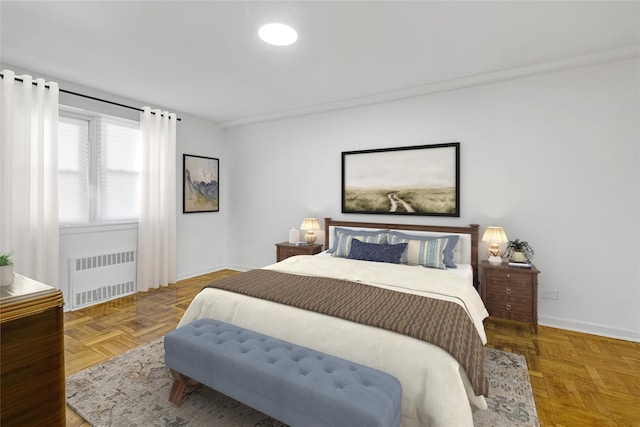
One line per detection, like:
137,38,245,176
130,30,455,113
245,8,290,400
300,218,320,231
482,226,508,264
481,226,508,243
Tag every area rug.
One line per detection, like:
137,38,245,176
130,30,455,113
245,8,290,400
66,339,539,427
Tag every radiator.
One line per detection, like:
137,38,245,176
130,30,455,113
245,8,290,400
69,250,137,309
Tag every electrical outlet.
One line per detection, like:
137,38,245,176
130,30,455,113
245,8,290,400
541,290,559,300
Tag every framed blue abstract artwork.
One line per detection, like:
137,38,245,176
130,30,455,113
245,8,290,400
183,154,219,213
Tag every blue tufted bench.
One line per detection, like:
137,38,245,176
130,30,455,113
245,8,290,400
164,318,402,427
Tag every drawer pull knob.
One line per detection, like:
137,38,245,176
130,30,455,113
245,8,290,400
506,288,512,295
506,304,511,311
506,274,511,278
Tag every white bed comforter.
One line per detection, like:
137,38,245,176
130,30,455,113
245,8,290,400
178,255,490,427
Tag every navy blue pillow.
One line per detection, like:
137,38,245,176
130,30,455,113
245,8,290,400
347,239,408,264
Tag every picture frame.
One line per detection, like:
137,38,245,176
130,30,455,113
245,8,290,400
342,142,460,217
183,154,219,213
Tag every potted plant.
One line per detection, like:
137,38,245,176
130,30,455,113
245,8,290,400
503,239,534,263
0,251,15,285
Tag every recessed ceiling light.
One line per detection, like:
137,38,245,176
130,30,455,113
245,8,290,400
258,23,297,46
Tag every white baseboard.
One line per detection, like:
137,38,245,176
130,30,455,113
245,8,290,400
225,264,253,273
177,264,254,282
177,264,227,281
539,315,640,343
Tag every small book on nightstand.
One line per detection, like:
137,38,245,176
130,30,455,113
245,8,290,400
509,261,532,268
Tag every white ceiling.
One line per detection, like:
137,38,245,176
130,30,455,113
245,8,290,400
2,1,639,127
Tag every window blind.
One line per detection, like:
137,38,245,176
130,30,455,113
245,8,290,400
97,116,141,221
58,115,90,223
58,110,140,224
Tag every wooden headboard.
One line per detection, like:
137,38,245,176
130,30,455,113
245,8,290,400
324,217,480,288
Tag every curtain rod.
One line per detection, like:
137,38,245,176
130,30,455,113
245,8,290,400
0,73,182,121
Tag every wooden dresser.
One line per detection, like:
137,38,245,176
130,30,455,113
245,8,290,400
0,274,66,426
481,260,540,332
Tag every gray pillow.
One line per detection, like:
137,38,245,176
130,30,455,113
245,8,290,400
388,231,459,268
328,227,388,255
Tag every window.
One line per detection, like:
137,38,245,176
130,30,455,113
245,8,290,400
58,115,90,223
58,109,141,224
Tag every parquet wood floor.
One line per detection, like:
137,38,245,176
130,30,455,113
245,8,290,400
64,270,640,427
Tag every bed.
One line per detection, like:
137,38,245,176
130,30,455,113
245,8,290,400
177,218,490,427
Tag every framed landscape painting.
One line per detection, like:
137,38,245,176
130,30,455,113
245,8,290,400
183,154,219,213
342,143,460,217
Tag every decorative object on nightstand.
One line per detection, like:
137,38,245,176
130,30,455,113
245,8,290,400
275,242,323,262
0,251,15,285
288,228,300,244
503,239,534,267
481,260,540,332
300,217,320,244
481,226,508,266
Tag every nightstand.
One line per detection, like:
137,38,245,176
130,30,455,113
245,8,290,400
275,242,323,262
480,260,540,332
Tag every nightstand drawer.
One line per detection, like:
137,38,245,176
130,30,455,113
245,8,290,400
485,280,532,299
485,269,533,286
275,242,323,262
280,247,306,256
484,292,532,308
485,301,533,323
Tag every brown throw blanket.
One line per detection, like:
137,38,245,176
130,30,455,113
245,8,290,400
206,269,488,396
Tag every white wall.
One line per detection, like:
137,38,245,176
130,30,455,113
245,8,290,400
176,115,228,279
4,59,638,341
226,58,640,342
2,64,229,306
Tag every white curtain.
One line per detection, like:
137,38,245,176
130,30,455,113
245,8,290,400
137,107,177,291
0,70,60,287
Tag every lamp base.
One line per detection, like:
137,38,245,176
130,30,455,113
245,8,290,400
488,255,502,266
304,232,317,244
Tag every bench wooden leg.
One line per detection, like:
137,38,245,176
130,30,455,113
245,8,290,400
168,369,201,406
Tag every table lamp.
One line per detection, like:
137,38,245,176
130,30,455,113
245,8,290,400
482,226,508,266
300,218,320,244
